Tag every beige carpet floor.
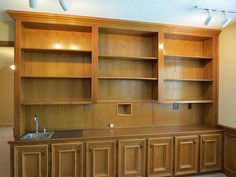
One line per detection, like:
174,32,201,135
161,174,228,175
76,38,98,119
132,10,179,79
0,126,13,177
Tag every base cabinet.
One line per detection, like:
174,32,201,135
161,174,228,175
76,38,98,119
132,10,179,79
13,145,48,177
147,137,173,177
118,139,146,177
86,141,116,177
174,135,199,176
51,143,83,177
200,134,222,172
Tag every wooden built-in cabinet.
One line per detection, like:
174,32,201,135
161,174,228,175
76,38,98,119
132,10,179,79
147,137,173,177
86,141,116,177
14,145,48,177
200,134,222,172
174,135,199,176
118,139,146,177
51,143,83,177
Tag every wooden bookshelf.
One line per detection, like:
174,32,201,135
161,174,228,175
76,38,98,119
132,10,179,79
21,98,92,105
99,55,157,61
164,54,212,60
162,99,213,104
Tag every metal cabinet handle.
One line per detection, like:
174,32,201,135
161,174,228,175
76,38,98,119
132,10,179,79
41,150,45,155
77,145,81,152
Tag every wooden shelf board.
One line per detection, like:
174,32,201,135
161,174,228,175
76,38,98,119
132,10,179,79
164,54,212,60
99,77,158,81
21,75,92,79
99,55,157,61
162,100,213,104
97,99,157,103
164,78,213,82
21,47,92,54
21,99,92,105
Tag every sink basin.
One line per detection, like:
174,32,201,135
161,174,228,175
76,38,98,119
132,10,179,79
21,132,54,140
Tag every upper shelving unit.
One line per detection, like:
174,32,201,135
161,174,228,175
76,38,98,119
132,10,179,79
98,27,159,102
20,22,93,105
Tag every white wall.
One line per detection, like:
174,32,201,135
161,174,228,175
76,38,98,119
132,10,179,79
219,22,236,128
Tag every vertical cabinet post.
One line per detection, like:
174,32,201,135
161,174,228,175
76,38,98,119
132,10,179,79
51,143,83,177
86,141,116,177
118,139,146,177
200,134,222,172
147,137,173,177
174,135,199,176
14,145,48,177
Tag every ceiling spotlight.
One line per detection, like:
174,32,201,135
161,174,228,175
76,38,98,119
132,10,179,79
204,9,213,26
221,11,231,28
29,0,37,9
59,0,70,11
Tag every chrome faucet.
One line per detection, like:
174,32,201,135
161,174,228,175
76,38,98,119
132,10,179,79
34,115,39,134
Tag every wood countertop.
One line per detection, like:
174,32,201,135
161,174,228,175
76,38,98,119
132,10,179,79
9,125,222,145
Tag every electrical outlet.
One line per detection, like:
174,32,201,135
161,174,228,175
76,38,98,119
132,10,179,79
84,104,92,111
188,103,192,110
173,103,180,110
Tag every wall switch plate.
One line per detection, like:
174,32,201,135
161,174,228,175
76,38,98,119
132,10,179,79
173,103,180,110
84,104,92,111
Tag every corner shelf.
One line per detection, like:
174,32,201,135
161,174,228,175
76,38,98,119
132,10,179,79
99,77,158,81
164,54,213,60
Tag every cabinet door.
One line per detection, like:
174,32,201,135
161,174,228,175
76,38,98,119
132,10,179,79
14,145,48,177
86,141,116,177
200,134,222,172
52,143,83,177
118,139,146,177
174,135,199,176
147,137,173,177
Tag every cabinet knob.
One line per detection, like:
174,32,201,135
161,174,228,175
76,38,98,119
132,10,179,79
193,139,197,144
140,142,144,149
77,145,80,152
89,145,93,152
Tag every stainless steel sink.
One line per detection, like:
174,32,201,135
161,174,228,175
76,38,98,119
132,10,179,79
21,132,54,140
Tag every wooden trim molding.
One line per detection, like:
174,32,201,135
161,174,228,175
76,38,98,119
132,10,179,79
0,41,15,47
7,10,221,37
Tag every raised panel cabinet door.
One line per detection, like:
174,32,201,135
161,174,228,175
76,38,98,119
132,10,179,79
147,137,173,177
51,143,83,177
200,134,222,172
14,145,48,177
118,139,146,177
174,135,199,176
86,141,116,177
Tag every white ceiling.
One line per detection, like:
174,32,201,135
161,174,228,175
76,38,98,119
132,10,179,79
0,0,236,29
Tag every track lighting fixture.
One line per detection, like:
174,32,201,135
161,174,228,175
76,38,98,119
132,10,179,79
195,6,235,28
29,0,37,9
204,9,213,26
59,0,70,11
221,11,231,28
